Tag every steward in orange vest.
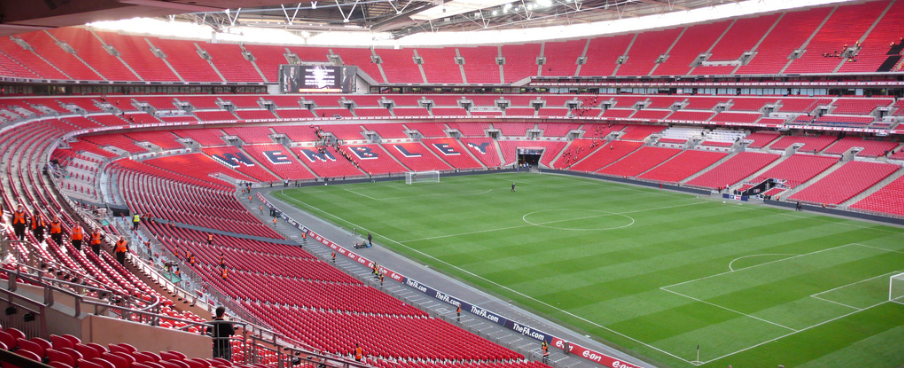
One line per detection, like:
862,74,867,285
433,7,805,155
11,204,28,241
90,229,103,255
114,237,128,266
49,216,63,245
70,224,85,251
30,211,46,242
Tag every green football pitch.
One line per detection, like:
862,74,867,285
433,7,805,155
274,173,904,368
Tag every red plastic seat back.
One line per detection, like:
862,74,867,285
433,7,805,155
78,359,105,368
48,362,73,368
51,335,75,350
16,338,45,358
0,331,16,350
159,352,181,361
90,357,117,368
4,328,25,341
61,335,82,346
47,348,76,367
102,352,130,368
76,344,102,360
58,347,83,362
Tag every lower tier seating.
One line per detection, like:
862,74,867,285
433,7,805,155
685,152,781,189
789,161,899,205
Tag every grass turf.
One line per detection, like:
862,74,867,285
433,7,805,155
273,173,904,368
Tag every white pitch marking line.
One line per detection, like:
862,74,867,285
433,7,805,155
343,189,378,200
403,201,707,242
810,295,861,310
728,254,795,272
278,195,697,365
853,243,904,254
659,287,799,332
811,270,901,297
662,243,856,290
700,300,890,365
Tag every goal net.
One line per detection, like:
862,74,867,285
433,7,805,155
889,272,904,304
406,170,440,185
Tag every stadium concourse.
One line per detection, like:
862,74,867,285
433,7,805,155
2,0,904,367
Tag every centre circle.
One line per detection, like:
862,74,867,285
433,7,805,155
522,209,635,231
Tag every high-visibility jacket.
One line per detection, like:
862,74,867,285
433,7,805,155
221,268,228,279
12,211,26,225
354,347,363,360
31,218,45,230
208,235,214,242
50,221,62,234
115,240,128,253
188,254,196,264
71,226,84,241
90,233,102,245
133,214,140,223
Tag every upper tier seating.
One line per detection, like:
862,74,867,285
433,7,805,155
580,34,634,77
94,31,180,81
736,7,832,74
617,28,683,76
749,154,838,188
418,48,462,84
148,38,222,82
17,31,105,80
851,174,904,216
784,1,887,74
789,161,899,205
377,49,423,84
202,43,264,83
654,20,732,76
124,131,183,150
243,44,288,83
458,46,501,84
173,129,226,146
540,123,581,137
48,28,140,81
685,152,780,189
501,44,540,83
542,40,585,77
838,0,904,73
691,13,782,75
638,150,728,183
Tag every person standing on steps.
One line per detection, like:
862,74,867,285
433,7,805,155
70,223,85,251
90,228,103,255
541,341,549,364
114,236,129,266
207,306,235,360
456,305,461,322
207,234,214,245
354,343,363,362
332,251,336,262
49,216,63,245
367,232,372,247
30,210,45,243
11,204,27,241
132,213,141,231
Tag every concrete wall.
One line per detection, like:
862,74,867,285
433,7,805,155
83,315,212,358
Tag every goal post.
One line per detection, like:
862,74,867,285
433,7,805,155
889,272,904,304
405,170,440,185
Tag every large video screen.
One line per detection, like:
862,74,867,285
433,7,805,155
279,65,356,93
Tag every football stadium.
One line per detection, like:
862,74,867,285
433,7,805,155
1,1,904,368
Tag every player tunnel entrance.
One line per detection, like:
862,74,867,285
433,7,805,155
517,147,543,166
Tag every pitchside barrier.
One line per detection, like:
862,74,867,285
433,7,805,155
257,192,643,368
